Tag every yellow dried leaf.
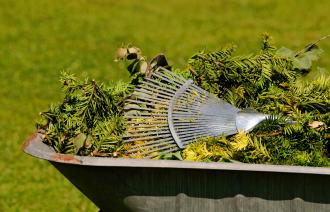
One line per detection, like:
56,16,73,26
183,149,197,161
231,131,249,151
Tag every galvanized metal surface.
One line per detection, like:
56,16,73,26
123,67,273,157
23,133,330,212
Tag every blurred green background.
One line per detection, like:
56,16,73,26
1,0,330,211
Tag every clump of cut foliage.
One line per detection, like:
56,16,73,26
36,72,131,156
36,46,168,156
37,35,330,167
180,34,330,166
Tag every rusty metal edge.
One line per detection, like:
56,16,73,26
22,132,82,165
22,132,330,175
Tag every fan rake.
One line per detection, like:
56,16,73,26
123,67,272,158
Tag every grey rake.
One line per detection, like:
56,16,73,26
123,67,272,158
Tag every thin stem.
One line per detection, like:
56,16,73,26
295,34,330,57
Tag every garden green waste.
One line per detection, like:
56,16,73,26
36,34,330,167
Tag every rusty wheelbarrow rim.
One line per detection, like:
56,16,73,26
23,132,330,175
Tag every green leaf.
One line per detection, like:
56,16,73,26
293,48,323,70
293,57,312,70
160,151,183,160
276,47,295,58
72,133,87,153
173,151,183,160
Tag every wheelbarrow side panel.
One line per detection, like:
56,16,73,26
23,133,330,212
51,162,330,212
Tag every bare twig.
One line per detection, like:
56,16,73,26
295,34,330,57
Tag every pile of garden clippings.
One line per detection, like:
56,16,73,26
36,35,330,167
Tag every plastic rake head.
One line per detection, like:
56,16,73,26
123,67,270,158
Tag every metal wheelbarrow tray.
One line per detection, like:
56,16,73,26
23,133,330,212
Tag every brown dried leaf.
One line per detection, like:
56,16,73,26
308,121,324,129
325,134,330,140
116,47,128,60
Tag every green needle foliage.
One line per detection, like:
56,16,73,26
186,34,314,109
36,72,132,156
180,34,330,166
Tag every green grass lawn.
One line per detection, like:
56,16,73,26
1,0,330,211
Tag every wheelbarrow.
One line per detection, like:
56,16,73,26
23,132,330,212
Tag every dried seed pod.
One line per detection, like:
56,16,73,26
116,48,128,60
128,47,140,54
